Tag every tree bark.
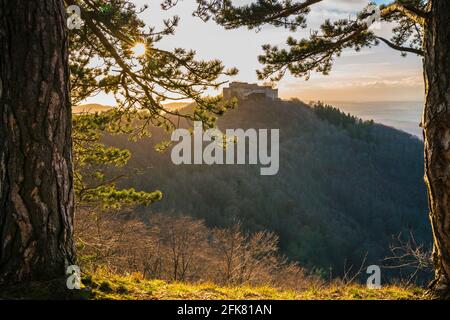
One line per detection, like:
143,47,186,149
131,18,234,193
0,0,75,285
422,0,450,297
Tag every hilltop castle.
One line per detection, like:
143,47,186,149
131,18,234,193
223,82,278,100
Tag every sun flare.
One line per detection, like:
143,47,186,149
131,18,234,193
131,42,147,57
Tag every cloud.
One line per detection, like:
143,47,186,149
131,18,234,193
340,50,374,57
280,72,424,102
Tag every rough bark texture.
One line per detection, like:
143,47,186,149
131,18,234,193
422,0,450,297
0,0,75,285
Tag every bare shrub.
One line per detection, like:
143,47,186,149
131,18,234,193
383,232,433,285
211,223,322,289
75,210,322,290
148,214,210,282
75,207,151,273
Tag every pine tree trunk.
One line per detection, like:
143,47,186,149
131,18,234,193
422,0,450,297
0,0,75,285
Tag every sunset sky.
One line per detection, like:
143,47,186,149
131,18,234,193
85,0,425,105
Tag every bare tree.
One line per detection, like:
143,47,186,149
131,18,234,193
213,224,289,286
75,208,151,273
151,214,208,282
75,211,321,289
340,253,368,286
383,232,433,285
236,230,279,285
212,224,245,284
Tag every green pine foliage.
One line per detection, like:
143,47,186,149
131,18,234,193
312,102,375,142
73,110,162,208
67,0,239,208
68,0,237,130
189,0,426,81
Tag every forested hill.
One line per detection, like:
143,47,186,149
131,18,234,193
103,97,430,276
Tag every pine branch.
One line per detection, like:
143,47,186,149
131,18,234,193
380,3,429,26
376,36,424,56
249,0,322,24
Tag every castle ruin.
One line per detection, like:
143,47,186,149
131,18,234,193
223,82,278,100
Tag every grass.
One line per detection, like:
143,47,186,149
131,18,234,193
79,270,427,300
0,269,427,300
